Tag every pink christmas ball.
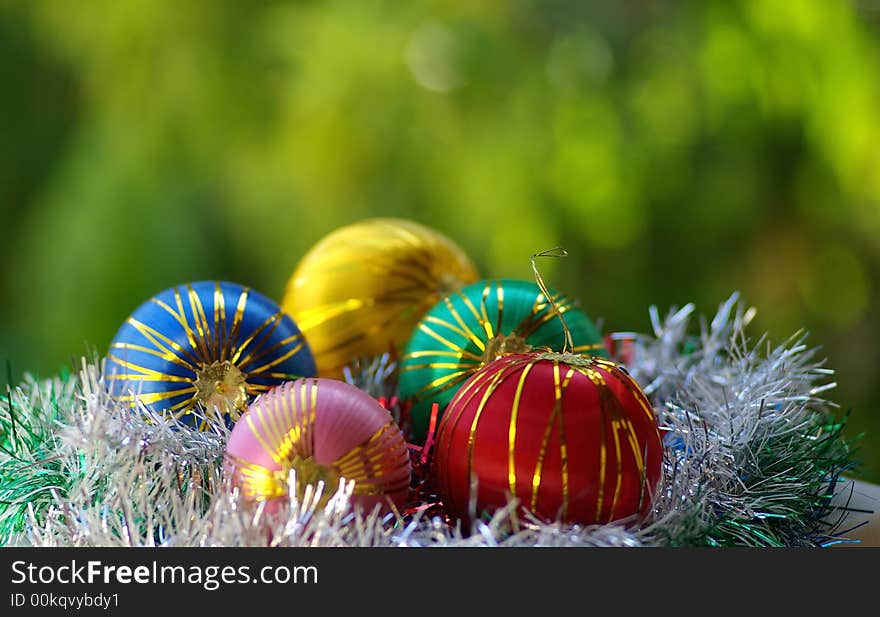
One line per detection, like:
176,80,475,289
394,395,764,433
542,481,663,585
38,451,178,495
224,378,411,514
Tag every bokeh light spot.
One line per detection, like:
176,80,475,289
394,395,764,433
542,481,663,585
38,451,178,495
546,30,613,90
406,22,462,93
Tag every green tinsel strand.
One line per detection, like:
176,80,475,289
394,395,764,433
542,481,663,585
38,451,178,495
703,411,856,547
0,372,80,544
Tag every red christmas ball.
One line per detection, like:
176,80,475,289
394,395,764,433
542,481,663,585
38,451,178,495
432,352,663,526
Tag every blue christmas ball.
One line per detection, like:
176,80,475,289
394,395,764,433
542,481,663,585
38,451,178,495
105,281,317,429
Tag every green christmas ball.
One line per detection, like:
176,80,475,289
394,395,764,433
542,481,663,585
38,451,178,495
398,278,607,443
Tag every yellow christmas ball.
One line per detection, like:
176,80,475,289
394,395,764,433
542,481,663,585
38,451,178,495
282,218,479,377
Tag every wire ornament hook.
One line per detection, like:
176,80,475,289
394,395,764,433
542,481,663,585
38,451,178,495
530,247,573,354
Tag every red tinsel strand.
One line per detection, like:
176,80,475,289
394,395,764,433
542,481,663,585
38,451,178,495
400,403,455,526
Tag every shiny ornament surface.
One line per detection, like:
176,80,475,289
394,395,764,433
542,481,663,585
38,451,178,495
225,378,411,512
399,279,607,443
432,352,663,526
282,218,479,377
105,281,316,429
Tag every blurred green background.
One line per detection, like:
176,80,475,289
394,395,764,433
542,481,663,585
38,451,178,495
1,0,878,480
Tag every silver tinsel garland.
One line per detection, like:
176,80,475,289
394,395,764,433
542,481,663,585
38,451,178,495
0,294,864,547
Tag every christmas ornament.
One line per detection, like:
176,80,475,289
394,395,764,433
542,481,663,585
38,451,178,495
399,279,607,443
432,352,663,527
281,218,479,377
105,281,316,430
224,378,411,513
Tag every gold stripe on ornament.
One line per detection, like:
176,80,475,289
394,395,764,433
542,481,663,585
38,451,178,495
609,418,624,521
435,353,518,493
187,285,213,360
232,311,283,366
246,398,279,466
516,291,577,340
507,361,535,496
267,386,289,463
403,361,477,371
417,323,479,359
281,381,296,447
229,288,249,361
294,299,368,332
225,454,288,501
568,364,610,521
169,396,199,416
430,303,487,353
127,318,201,368
442,294,488,351
465,361,518,498
243,337,305,375
282,388,300,462
270,381,300,461
422,315,472,344
515,292,571,338
558,365,576,519
230,420,409,501
243,383,275,395
622,416,645,480
253,386,278,457
596,398,608,519
449,350,507,407
596,362,653,514
529,360,554,514
478,283,494,339
631,380,660,424
434,368,486,479
530,360,567,512
572,362,645,522
109,341,195,371
104,371,191,384
334,419,395,463
334,422,410,496
275,384,294,458
413,368,478,400
148,296,199,363
308,379,318,457
104,356,192,382
403,350,468,360
263,382,290,462
173,286,202,361
215,282,227,361
239,331,302,371
528,295,578,333
456,289,490,339
620,416,645,516
203,284,220,359
424,313,484,351
200,283,219,360
528,359,575,517
248,319,299,367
